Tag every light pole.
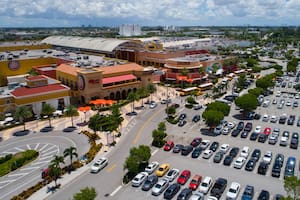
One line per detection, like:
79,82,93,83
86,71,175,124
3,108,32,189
165,84,170,109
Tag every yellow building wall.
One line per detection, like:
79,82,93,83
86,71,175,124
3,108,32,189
0,57,57,86
0,44,51,52
14,90,69,105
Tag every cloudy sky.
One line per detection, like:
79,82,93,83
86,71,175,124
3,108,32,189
0,0,299,27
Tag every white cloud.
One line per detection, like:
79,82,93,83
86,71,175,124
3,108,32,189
0,0,298,26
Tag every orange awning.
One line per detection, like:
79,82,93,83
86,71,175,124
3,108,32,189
89,99,116,105
78,106,91,112
187,78,194,83
177,76,187,81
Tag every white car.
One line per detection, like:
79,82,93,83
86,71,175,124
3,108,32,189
286,101,292,106
295,94,299,99
254,126,262,134
207,196,218,200
164,168,179,182
280,136,288,146
263,151,272,164
190,192,204,200
227,122,236,129
149,102,157,109
240,146,250,158
199,176,212,194
145,161,159,174
234,157,246,169
202,150,213,159
262,114,269,122
132,172,148,187
222,127,231,135
200,140,211,149
220,144,230,153
226,182,241,200
270,115,277,123
90,157,108,173
152,178,169,196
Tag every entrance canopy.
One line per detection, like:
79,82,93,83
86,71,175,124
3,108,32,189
89,99,116,106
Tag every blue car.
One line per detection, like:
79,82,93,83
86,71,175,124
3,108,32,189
242,185,254,200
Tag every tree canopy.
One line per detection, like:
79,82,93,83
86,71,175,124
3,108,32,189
248,87,264,97
206,101,230,116
287,58,299,73
283,176,300,200
235,94,258,113
202,110,224,128
73,187,97,200
14,106,33,131
64,105,79,127
255,74,275,90
41,103,55,127
124,145,151,174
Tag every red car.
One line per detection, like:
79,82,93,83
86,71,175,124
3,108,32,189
177,170,191,185
164,141,174,151
189,174,202,190
263,127,271,135
190,137,202,147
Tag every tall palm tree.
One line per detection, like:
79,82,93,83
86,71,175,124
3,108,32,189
63,146,78,169
14,106,33,131
127,92,139,113
50,155,65,168
147,83,156,102
137,87,146,107
64,105,79,127
41,103,56,127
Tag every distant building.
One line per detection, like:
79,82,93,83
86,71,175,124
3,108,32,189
119,24,141,37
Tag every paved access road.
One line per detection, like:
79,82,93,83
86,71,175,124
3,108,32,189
0,131,89,200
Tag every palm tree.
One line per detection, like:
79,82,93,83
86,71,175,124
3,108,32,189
63,146,78,169
147,83,156,102
48,164,61,188
127,92,139,113
14,106,33,131
64,105,79,127
51,155,65,168
137,87,146,107
41,103,56,127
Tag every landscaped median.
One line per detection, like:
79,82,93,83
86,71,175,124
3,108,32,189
0,150,39,177
11,130,103,200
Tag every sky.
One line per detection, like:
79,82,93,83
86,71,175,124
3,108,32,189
0,0,299,27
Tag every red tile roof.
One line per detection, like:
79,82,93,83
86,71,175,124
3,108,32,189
102,74,136,84
26,75,46,81
56,64,78,76
11,84,69,98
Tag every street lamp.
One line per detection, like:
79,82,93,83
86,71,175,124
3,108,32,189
165,84,170,109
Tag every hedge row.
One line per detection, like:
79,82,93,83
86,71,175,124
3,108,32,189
0,150,39,177
0,154,12,164
11,131,103,200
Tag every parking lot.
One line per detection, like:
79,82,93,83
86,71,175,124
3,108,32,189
113,75,300,200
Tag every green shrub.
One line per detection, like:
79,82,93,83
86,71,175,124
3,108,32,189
0,154,12,164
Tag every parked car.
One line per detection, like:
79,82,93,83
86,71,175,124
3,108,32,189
179,113,187,120
202,149,213,159
142,175,158,191
263,128,271,135
177,170,191,185
177,188,193,200
191,147,202,158
210,177,227,199
241,131,249,138
220,144,230,153
250,149,261,161
192,114,201,122
222,127,231,135
257,190,270,200
244,122,252,132
280,131,290,146
145,161,159,174
226,182,240,200
199,140,211,150
258,134,268,143
190,137,202,147
271,162,282,178
257,162,269,175
132,172,148,187
90,157,108,173
163,183,181,200
241,185,254,200
270,115,277,123
250,132,259,141
173,144,184,153
164,141,175,151
199,176,212,194
149,102,157,109
165,168,180,182
214,124,223,135
190,192,204,200
189,174,202,190
284,157,296,178
152,178,169,196
156,163,170,177
231,129,240,137
209,141,219,152
240,146,250,158
178,120,187,127
254,126,262,133
181,145,193,156
223,155,234,166
268,134,278,145
290,132,299,149
234,157,246,169
237,121,244,130
263,151,272,164
245,158,257,171
229,147,239,157
213,151,224,163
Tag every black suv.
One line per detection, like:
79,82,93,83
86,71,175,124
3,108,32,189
210,177,227,199
181,145,193,156
258,162,269,175
163,183,181,200
290,132,299,149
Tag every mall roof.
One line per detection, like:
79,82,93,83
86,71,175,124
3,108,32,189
41,36,130,53
11,84,69,98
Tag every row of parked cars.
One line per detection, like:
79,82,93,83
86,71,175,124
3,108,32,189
213,120,299,149
260,112,300,127
132,160,283,200
163,138,298,179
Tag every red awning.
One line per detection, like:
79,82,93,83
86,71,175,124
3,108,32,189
102,74,137,85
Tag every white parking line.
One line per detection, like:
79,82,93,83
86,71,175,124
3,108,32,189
0,180,15,185
41,149,58,157
2,151,15,155
31,160,50,165
26,144,31,149
34,143,40,150
151,149,159,156
20,166,40,171
38,144,49,152
14,147,24,152
8,173,28,178
110,185,122,196
39,155,55,161
41,145,56,154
